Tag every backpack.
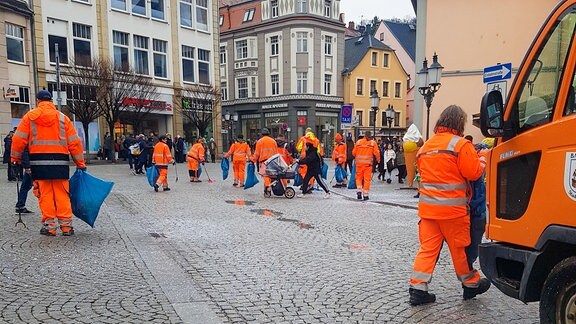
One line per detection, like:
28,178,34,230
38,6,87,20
129,143,141,155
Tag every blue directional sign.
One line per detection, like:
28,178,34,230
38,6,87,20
341,105,353,124
483,63,512,84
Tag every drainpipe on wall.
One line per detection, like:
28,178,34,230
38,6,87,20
29,0,39,99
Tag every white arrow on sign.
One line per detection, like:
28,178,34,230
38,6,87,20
484,65,511,80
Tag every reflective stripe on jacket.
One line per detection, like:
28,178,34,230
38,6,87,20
153,142,173,168
252,136,278,163
332,142,347,165
11,101,85,180
417,130,485,220
187,143,205,162
352,138,380,166
225,142,251,162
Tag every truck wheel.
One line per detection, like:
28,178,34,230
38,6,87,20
540,256,576,324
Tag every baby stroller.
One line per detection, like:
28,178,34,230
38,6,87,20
264,154,296,199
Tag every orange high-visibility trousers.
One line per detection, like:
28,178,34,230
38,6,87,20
233,160,246,184
259,162,272,187
355,165,373,195
35,179,73,232
156,167,168,188
405,150,417,187
410,216,481,291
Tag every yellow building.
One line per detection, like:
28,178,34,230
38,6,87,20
343,34,408,140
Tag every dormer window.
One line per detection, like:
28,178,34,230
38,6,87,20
243,8,255,22
324,0,331,17
271,0,278,18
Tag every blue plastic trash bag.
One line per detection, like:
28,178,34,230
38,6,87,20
69,169,114,228
321,163,328,180
335,165,345,183
244,162,259,190
293,164,303,187
146,165,159,187
221,158,230,180
347,162,357,189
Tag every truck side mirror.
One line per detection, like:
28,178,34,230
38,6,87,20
480,90,505,137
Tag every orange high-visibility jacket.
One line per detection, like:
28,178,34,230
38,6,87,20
225,141,251,162
417,129,486,220
277,142,293,165
296,133,323,158
11,101,85,179
252,135,278,163
352,138,380,166
188,143,205,162
153,141,173,168
332,142,347,165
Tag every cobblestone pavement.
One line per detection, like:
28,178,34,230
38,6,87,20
0,162,539,323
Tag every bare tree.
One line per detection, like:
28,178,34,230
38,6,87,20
117,77,160,134
94,57,157,139
61,59,102,155
174,84,221,138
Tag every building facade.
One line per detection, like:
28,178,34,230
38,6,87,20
32,0,221,152
343,34,408,140
219,0,344,152
1,0,35,139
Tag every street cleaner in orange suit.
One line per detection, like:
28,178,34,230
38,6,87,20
251,128,278,195
152,135,175,192
11,90,86,236
408,105,490,306
225,134,252,187
187,138,206,182
352,130,380,200
331,133,347,188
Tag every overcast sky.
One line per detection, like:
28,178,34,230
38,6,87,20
340,0,415,24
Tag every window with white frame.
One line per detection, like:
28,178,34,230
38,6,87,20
297,72,307,93
324,74,332,95
356,79,363,95
370,80,376,94
270,36,279,56
72,23,91,66
235,39,248,59
394,112,400,127
382,81,389,97
356,110,363,126
111,0,126,10
237,77,248,99
153,39,167,78
271,0,278,17
371,52,377,66
243,8,255,22
324,35,332,55
151,0,164,20
251,77,256,97
196,0,208,31
383,53,389,67
133,35,149,75
113,31,129,70
324,0,331,17
219,46,227,64
296,0,307,13
10,87,30,119
6,23,25,63
198,49,210,84
271,74,279,95
182,45,195,82
180,0,193,27
132,0,146,15
394,82,402,98
296,32,307,53
221,81,228,100
48,35,68,64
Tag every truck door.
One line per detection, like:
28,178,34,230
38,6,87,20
487,4,576,247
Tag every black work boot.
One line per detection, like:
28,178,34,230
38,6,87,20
409,288,436,306
463,278,491,300
357,192,363,200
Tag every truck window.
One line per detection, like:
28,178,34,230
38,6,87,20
563,70,576,116
516,7,576,132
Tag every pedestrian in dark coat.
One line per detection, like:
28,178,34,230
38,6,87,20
297,142,330,197
4,131,16,181
15,147,33,213
103,132,113,161
345,133,355,174
175,135,185,163
134,135,148,174
123,135,137,170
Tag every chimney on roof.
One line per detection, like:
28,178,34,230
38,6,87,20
348,21,355,30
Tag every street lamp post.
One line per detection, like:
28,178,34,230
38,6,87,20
385,104,395,139
417,52,443,140
224,111,239,150
370,90,380,139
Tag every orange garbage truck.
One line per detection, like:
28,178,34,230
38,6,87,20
478,1,576,323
